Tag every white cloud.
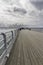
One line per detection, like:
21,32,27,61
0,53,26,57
0,0,43,26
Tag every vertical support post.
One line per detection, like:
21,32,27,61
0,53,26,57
11,31,13,39
1,33,6,49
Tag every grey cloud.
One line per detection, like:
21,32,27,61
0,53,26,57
30,0,43,10
30,0,43,2
14,7,27,14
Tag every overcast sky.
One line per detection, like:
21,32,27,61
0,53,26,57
0,0,43,26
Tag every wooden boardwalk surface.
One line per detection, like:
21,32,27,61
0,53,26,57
6,30,43,65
